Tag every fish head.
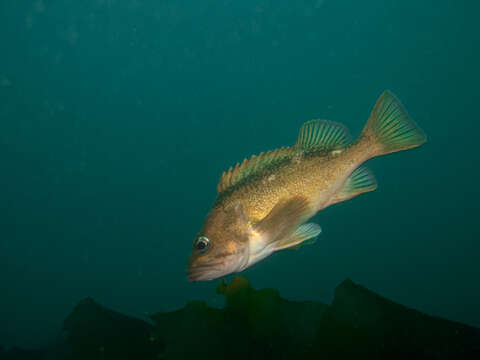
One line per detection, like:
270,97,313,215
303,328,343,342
187,203,250,282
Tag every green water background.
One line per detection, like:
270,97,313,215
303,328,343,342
0,0,479,348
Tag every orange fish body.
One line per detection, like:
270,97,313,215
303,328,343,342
188,91,426,281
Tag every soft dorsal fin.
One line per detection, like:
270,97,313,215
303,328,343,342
217,147,292,194
295,119,351,151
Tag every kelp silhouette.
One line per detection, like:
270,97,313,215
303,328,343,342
61,277,479,360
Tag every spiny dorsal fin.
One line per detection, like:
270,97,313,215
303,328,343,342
295,119,351,151
217,147,292,194
328,166,377,206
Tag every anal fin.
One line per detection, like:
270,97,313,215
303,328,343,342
328,166,377,206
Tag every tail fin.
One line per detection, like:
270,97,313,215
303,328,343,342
361,91,426,156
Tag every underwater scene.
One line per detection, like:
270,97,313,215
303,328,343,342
1,0,479,359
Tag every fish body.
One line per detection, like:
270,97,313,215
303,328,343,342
188,91,426,281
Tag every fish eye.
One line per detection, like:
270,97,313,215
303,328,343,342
194,236,210,252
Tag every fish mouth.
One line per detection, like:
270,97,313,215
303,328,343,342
187,262,223,282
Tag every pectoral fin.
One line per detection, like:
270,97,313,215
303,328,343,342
254,196,311,244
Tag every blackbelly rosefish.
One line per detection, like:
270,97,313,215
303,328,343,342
187,91,426,281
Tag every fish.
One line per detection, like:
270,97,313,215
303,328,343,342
187,91,426,281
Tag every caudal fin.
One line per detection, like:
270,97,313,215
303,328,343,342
361,91,426,156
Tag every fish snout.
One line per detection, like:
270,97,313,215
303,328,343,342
187,260,227,282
